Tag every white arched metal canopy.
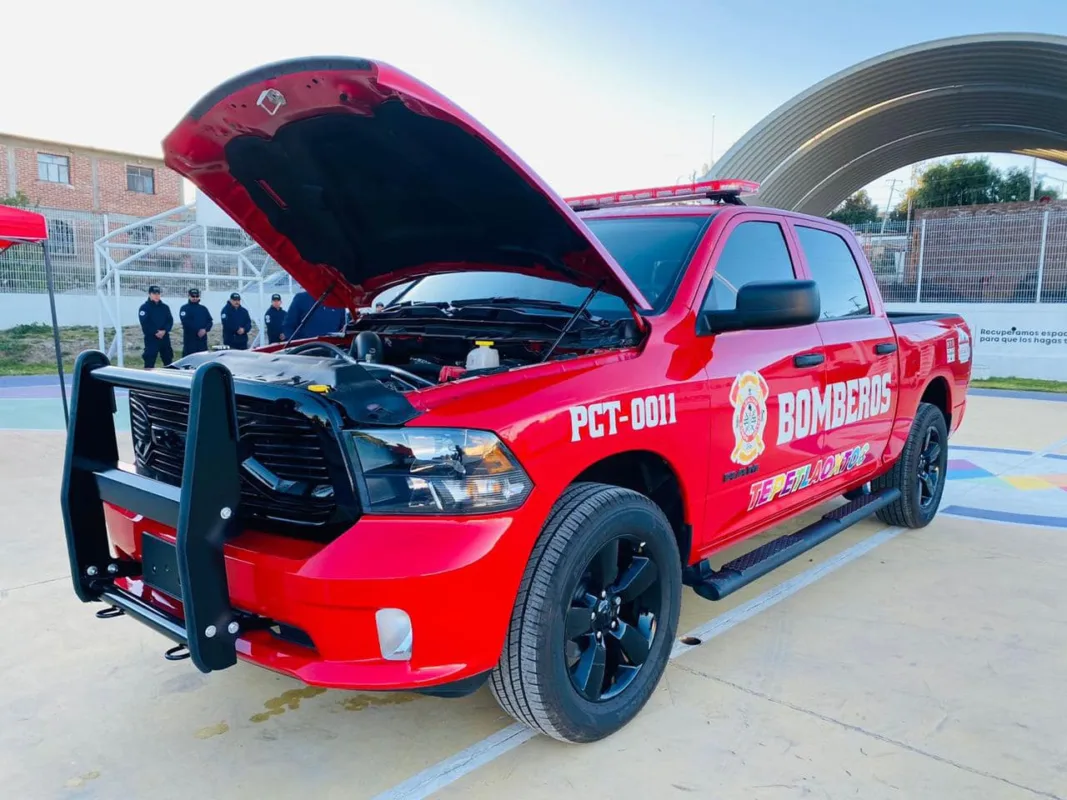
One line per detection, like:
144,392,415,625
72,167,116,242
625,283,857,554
706,33,1067,215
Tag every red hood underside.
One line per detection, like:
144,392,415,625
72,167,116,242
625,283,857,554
162,57,650,310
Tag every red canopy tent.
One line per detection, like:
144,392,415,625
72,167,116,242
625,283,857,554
0,204,68,422
0,204,49,251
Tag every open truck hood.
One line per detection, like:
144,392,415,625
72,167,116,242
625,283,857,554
162,57,650,311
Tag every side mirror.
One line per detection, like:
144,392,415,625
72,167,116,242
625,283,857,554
697,279,820,336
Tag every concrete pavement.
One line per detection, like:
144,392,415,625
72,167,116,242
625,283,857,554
1,391,1066,799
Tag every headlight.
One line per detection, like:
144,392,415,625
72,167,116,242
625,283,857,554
350,428,532,514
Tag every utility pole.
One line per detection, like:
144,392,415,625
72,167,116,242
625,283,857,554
881,178,900,234
709,115,716,173
1030,156,1038,202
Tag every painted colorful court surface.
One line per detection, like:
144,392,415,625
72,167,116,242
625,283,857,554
942,446,1067,529
2,375,1066,529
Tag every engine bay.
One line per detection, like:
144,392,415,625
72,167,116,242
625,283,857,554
172,304,643,396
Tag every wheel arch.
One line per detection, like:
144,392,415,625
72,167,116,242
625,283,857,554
920,374,952,428
572,449,693,566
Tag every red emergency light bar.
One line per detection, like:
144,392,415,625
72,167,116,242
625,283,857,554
565,179,760,211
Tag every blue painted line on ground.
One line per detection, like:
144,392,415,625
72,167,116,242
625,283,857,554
1045,453,1067,462
949,444,1035,456
969,388,1067,402
0,375,65,388
943,505,1067,529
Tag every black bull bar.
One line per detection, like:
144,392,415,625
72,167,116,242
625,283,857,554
60,350,252,673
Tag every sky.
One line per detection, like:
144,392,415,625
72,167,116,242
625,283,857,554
3,0,1067,212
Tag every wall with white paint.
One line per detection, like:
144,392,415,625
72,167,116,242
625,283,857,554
886,302,1067,381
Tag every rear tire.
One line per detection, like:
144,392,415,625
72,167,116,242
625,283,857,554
490,482,681,743
873,402,948,528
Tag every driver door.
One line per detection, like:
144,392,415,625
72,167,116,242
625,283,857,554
696,215,828,549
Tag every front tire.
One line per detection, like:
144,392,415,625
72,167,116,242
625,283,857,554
490,482,681,743
873,402,949,528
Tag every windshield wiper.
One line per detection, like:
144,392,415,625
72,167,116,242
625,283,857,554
383,278,423,309
450,297,591,317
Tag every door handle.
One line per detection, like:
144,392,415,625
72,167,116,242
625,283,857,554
794,352,825,368
875,342,898,355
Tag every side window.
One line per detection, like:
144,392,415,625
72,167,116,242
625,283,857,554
703,221,796,311
795,226,871,320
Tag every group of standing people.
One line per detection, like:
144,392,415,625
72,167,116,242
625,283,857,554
138,286,297,368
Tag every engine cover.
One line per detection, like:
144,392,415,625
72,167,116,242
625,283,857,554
171,349,419,426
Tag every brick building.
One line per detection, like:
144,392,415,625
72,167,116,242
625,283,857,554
0,133,183,217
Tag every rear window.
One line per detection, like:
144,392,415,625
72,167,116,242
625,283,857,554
373,215,709,316
794,226,871,319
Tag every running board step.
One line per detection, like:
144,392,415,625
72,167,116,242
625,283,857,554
683,488,901,601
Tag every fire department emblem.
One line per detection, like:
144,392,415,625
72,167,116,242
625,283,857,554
729,370,769,466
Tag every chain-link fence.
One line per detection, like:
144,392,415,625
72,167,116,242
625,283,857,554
0,208,139,294
851,204,1067,304
0,205,294,297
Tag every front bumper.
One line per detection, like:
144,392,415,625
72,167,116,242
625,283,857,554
60,352,536,691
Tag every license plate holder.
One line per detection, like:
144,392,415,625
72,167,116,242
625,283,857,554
142,533,182,599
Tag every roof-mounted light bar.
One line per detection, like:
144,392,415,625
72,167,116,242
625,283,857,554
565,179,760,211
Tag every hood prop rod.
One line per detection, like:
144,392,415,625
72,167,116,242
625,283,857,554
540,281,602,363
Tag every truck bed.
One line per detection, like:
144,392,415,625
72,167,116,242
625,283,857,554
886,311,962,324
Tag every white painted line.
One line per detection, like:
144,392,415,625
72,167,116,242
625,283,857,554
669,524,906,658
373,525,907,800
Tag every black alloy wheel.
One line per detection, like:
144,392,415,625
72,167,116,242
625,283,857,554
490,482,681,743
916,425,943,510
563,535,661,702
874,401,949,528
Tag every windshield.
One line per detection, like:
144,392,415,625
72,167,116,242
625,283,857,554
371,215,709,317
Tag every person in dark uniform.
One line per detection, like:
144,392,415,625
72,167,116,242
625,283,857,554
178,287,213,357
138,285,174,368
220,292,252,350
264,293,287,344
282,289,348,341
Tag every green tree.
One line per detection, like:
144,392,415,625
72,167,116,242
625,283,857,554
827,190,880,225
0,190,30,208
998,167,1060,203
909,157,1001,209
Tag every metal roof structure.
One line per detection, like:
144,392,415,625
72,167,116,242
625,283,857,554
706,33,1067,215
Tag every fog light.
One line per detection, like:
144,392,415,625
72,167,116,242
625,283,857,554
375,608,413,661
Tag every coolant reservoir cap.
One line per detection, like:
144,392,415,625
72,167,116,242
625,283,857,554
307,384,331,393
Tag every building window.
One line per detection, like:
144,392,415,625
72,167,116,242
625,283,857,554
127,165,155,194
37,153,70,184
48,219,77,256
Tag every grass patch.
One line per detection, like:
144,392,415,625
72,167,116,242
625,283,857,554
0,324,99,376
971,377,1067,394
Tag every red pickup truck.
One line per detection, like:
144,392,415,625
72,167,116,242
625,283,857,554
60,57,972,744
